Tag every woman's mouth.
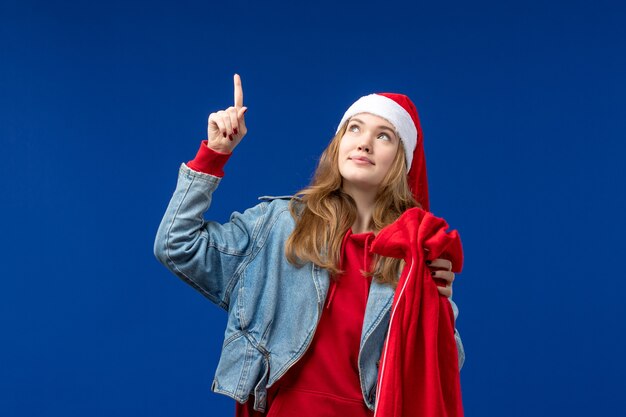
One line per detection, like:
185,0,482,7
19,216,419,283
349,156,374,165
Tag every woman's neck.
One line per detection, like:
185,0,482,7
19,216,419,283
343,184,377,234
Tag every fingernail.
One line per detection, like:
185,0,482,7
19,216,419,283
233,128,238,135
243,107,248,114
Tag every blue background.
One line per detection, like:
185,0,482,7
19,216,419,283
2,0,625,415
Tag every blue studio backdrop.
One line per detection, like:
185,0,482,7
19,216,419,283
2,0,625,416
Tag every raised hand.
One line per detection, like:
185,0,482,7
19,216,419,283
206,74,248,154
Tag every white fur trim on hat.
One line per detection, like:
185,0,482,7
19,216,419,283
336,94,418,169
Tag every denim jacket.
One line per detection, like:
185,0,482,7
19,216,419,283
154,163,465,412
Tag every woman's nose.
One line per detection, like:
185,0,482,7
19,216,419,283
357,143,371,153
357,135,373,153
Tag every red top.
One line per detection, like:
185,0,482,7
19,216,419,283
235,229,376,417
188,142,377,416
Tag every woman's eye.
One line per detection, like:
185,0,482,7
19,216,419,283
378,133,390,141
348,124,360,132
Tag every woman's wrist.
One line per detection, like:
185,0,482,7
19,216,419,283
205,140,233,155
187,140,232,177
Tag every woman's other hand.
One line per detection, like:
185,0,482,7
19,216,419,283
207,73,248,154
427,258,455,298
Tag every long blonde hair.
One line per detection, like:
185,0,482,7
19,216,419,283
285,122,419,285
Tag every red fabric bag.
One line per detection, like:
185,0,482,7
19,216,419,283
370,207,464,417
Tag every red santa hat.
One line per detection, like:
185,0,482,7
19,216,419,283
337,93,430,211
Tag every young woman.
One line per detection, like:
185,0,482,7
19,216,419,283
154,74,464,416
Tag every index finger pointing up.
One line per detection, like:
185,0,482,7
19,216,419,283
234,73,244,108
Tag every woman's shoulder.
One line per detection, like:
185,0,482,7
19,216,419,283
240,194,301,219
256,195,302,210
239,195,302,239
257,195,298,203
251,195,304,225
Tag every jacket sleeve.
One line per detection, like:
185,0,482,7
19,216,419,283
154,163,266,310
449,298,465,370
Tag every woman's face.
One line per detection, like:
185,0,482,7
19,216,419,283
338,113,400,193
